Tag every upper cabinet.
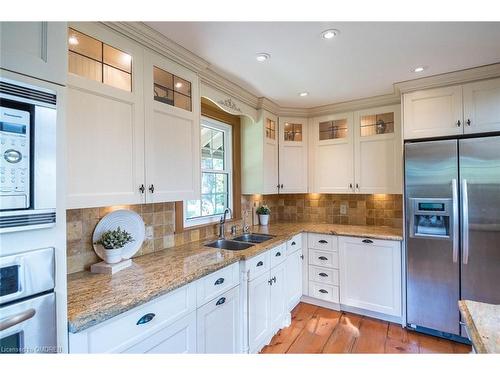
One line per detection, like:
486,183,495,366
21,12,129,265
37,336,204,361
0,22,67,85
310,105,402,194
143,50,200,203
241,110,279,194
278,117,308,193
403,77,500,140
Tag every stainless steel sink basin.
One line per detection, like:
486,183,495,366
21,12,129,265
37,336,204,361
205,239,255,251
231,233,275,244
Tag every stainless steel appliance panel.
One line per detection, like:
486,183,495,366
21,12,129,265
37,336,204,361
405,140,460,335
0,292,57,354
459,136,500,304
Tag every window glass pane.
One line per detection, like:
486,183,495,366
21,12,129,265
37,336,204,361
68,28,102,61
319,119,348,140
360,112,394,137
201,173,216,194
68,51,102,82
103,65,132,92
186,200,201,218
103,44,132,73
214,194,227,214
173,76,191,96
153,66,173,90
201,194,215,216
174,92,191,111
215,173,227,193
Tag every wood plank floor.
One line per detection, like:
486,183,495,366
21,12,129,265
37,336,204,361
260,303,472,354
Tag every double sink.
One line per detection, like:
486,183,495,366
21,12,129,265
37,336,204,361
205,233,275,250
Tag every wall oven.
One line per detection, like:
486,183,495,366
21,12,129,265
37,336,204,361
0,247,57,354
0,77,56,233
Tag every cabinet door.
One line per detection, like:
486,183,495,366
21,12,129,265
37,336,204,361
285,249,303,311
263,113,279,194
354,105,402,194
66,26,145,208
144,51,201,202
278,117,308,193
463,78,500,134
197,287,240,353
248,271,271,353
339,236,402,317
123,312,197,353
310,112,354,193
0,22,67,85
403,85,463,140
270,262,286,331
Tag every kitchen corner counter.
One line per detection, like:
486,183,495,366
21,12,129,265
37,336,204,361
458,300,500,354
67,222,402,333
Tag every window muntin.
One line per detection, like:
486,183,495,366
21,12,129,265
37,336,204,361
68,28,132,92
153,66,192,112
185,118,232,225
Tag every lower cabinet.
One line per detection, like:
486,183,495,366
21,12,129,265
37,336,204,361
338,236,402,317
196,286,240,354
285,247,303,311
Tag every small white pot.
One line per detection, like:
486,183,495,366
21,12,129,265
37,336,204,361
103,247,123,264
259,214,270,226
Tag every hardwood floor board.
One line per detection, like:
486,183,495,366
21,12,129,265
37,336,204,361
384,323,419,354
287,307,342,353
321,312,363,353
350,316,388,354
290,302,319,329
260,325,303,354
453,342,472,354
411,331,455,353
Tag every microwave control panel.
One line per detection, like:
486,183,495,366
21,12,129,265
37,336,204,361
0,106,30,210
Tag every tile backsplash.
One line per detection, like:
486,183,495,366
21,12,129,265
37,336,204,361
67,193,401,274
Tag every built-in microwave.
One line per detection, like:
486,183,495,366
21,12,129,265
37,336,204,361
0,78,56,233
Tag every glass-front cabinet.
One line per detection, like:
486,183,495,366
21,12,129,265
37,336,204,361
279,118,308,193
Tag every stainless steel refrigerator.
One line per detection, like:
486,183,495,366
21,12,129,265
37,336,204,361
405,135,500,341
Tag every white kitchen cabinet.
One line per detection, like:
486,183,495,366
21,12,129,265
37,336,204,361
143,50,201,202
269,261,286,331
0,22,67,85
285,246,303,311
247,271,272,353
310,112,354,193
66,23,146,208
278,117,308,193
241,109,279,194
403,85,463,140
463,77,500,134
197,286,241,353
339,236,402,317
354,104,402,194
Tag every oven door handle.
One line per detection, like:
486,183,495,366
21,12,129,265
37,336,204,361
0,308,36,331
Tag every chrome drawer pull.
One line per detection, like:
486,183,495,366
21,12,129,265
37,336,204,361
137,313,155,325
319,272,328,277
214,277,225,285
362,239,373,244
275,252,281,257
318,239,328,244
318,256,328,261
216,297,226,306
319,289,328,294
257,261,264,267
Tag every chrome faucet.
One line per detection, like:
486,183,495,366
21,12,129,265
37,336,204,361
218,208,232,238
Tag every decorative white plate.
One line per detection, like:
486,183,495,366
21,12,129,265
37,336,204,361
92,209,145,261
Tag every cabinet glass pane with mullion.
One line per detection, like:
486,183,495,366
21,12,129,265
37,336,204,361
153,66,192,112
360,112,394,137
265,118,276,140
284,123,303,142
319,119,348,140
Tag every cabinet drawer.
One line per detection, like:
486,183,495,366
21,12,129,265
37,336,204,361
309,265,339,286
308,233,337,251
270,243,287,268
308,282,339,303
308,249,339,269
82,283,197,353
245,251,271,281
287,234,302,254
197,263,240,307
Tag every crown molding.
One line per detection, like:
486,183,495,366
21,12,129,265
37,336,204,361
103,22,500,120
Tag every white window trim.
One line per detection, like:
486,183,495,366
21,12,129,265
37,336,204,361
184,117,233,228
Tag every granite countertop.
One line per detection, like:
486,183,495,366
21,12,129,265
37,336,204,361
67,222,403,333
458,300,500,353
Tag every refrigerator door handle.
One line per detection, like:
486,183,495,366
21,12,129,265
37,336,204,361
452,179,459,263
462,179,469,264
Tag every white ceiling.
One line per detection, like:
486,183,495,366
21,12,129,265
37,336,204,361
146,22,500,108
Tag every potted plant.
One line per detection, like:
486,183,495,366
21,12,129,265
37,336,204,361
256,205,271,226
95,227,134,264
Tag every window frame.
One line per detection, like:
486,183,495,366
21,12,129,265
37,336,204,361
184,116,233,228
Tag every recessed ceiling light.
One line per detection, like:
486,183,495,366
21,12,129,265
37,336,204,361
299,92,309,97
321,29,340,40
413,66,427,73
68,35,79,46
255,53,270,62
